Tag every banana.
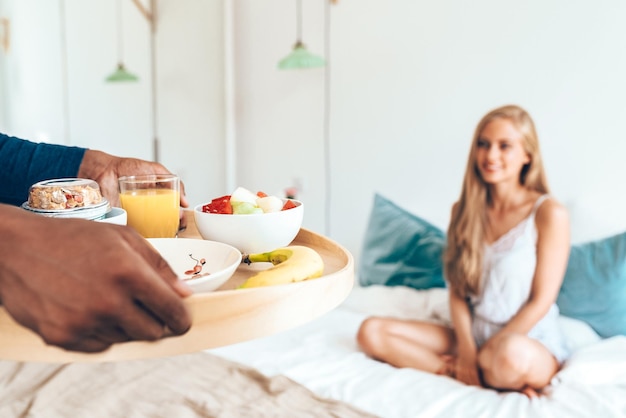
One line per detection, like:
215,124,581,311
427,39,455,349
239,245,324,288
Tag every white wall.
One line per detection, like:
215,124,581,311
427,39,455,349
234,0,626,265
0,0,66,144
155,0,226,204
0,1,8,127
3,0,626,266
340,0,626,255
233,0,328,233
0,0,225,207
64,0,152,156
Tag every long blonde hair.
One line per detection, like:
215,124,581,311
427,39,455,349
444,104,550,298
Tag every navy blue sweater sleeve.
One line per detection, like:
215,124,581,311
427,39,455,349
0,133,87,206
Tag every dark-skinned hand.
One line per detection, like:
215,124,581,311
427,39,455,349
0,205,192,353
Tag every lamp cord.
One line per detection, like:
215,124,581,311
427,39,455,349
149,0,158,162
296,0,302,42
116,0,124,64
59,0,71,146
323,0,331,237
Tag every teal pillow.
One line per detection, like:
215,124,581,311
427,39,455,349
557,231,626,338
359,194,447,289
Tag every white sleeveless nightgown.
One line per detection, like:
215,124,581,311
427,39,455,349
468,194,570,363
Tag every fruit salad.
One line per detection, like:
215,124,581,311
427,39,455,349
201,187,297,215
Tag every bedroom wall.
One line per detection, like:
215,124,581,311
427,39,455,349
0,1,9,129
2,1,626,267
0,0,67,145
233,0,626,265
0,0,226,206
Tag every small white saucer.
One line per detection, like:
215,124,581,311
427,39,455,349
96,207,127,225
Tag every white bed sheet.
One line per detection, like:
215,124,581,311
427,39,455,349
210,285,626,418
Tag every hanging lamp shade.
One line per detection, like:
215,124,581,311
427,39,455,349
278,0,325,70
105,0,139,83
106,63,139,82
278,41,325,70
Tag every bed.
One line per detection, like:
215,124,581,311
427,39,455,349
211,284,626,418
208,194,626,418
2,284,624,417
2,196,626,418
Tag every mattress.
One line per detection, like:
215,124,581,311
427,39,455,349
210,285,626,418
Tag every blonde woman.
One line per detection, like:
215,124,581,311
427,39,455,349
357,105,571,397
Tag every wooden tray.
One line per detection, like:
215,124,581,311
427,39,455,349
0,212,354,363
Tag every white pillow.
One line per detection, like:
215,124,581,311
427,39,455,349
557,315,602,351
341,285,449,323
554,336,626,386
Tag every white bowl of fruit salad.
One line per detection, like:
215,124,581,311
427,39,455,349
193,187,304,254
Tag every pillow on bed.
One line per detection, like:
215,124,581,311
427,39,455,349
557,230,626,338
359,194,446,289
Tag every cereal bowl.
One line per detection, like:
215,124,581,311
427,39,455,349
193,199,304,254
22,178,110,220
147,238,242,293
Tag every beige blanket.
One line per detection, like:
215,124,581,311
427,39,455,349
0,352,377,418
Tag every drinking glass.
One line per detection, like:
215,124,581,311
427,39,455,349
118,174,180,238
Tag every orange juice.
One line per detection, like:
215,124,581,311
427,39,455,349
120,189,180,238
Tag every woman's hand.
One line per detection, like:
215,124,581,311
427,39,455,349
0,205,193,352
448,289,482,386
77,149,189,209
454,348,482,386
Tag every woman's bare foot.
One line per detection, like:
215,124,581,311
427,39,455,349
436,354,456,378
520,385,540,398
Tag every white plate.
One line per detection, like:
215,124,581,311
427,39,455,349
21,199,110,220
147,238,242,293
96,207,127,225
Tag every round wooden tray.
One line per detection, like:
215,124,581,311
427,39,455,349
0,213,354,363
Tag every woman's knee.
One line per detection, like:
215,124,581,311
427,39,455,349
356,317,386,355
479,334,530,389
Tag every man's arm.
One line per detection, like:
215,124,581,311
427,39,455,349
0,133,86,206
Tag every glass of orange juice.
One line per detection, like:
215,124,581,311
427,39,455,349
118,174,180,238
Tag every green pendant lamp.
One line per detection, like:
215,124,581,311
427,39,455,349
278,41,325,69
106,63,139,82
278,0,325,70
106,0,139,82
